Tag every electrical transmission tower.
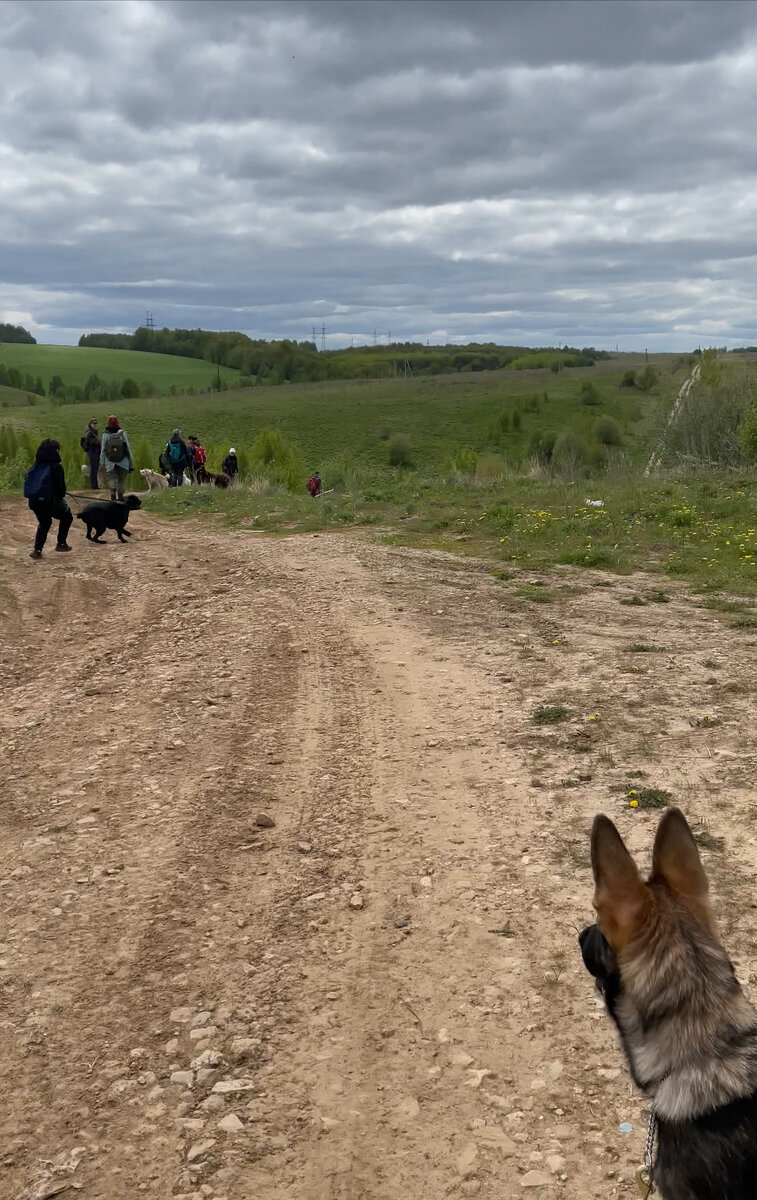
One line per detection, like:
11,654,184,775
145,311,155,330
321,323,326,352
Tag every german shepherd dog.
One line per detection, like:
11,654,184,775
580,808,757,1198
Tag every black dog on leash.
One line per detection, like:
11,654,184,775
76,495,141,543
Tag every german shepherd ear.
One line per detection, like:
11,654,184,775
591,815,648,950
651,807,709,902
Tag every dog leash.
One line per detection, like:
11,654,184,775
635,1070,671,1198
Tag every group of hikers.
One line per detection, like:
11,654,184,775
24,414,325,560
155,427,240,488
82,417,241,493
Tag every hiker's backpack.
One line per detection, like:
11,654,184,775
195,445,207,465
24,462,53,503
307,476,320,496
80,435,87,450
105,430,125,462
167,440,183,464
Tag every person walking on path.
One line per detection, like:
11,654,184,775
24,439,73,559
81,418,101,489
164,429,192,487
222,447,239,479
100,415,134,501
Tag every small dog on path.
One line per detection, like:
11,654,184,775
77,495,142,544
580,808,757,1199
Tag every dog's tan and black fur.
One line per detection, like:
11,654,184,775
580,808,757,1198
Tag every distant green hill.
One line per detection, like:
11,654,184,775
0,343,239,392
1,354,681,481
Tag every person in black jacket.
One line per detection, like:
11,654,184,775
27,439,73,559
221,447,239,479
81,418,101,488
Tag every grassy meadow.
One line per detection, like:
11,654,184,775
1,355,680,471
0,342,239,393
2,350,757,597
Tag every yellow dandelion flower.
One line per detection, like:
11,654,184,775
629,799,639,808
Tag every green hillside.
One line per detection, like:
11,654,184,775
0,356,680,474
0,343,239,391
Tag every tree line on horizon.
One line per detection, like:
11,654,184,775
78,325,610,384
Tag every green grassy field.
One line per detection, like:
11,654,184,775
0,343,239,391
0,355,680,474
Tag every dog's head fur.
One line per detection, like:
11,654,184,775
581,809,757,1121
122,494,142,510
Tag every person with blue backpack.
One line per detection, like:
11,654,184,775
24,439,73,559
164,428,191,487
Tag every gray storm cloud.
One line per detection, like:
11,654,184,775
2,0,757,348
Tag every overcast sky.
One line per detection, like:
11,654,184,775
2,0,757,350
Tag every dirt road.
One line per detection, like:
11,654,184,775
2,499,756,1200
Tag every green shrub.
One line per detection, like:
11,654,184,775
620,368,637,388
388,434,413,467
250,428,304,489
636,365,658,391
593,415,622,446
741,401,757,460
454,447,478,475
580,381,600,406
528,430,556,464
0,450,28,492
551,430,588,473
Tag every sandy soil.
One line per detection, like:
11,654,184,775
1,497,756,1200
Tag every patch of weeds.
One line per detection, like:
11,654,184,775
627,769,647,779
627,785,672,810
594,579,614,588
560,778,581,788
532,703,568,725
624,643,663,653
702,659,719,670
488,922,516,938
702,597,752,614
620,594,647,607
543,952,567,985
648,589,670,603
491,568,512,581
694,714,721,728
693,829,725,853
559,547,628,571
730,615,757,629
516,583,556,603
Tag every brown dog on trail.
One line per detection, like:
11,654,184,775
579,808,757,1199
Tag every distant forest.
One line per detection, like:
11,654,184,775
0,323,36,344
79,326,610,385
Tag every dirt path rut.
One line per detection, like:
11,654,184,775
2,499,756,1200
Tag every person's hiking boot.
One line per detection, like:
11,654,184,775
55,543,72,553
29,549,42,559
